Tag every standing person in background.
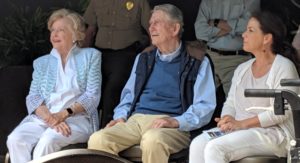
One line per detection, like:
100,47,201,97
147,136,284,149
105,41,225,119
148,0,202,41
194,0,260,97
6,8,101,163
190,11,300,163
83,0,151,127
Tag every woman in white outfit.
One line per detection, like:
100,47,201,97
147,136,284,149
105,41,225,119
189,11,300,163
6,9,102,163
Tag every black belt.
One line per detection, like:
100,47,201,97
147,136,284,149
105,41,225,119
208,47,248,56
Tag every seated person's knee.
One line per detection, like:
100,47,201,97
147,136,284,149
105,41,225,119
7,132,25,147
140,129,165,150
88,130,110,149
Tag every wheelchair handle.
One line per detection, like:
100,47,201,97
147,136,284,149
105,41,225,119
281,79,300,86
244,89,277,98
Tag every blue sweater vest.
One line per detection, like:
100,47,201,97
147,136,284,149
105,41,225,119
130,43,205,118
134,54,182,116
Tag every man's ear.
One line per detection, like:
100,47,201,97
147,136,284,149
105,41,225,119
172,23,181,37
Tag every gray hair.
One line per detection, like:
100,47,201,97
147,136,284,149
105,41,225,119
48,8,86,47
153,4,184,37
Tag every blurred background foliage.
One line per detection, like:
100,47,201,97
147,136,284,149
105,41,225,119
0,0,90,68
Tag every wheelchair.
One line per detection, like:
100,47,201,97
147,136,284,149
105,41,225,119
244,78,300,163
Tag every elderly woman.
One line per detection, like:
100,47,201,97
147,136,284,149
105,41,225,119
6,9,101,163
189,11,300,163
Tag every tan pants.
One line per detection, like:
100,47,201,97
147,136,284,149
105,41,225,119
88,114,190,163
207,49,252,97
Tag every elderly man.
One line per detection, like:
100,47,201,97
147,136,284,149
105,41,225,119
88,4,216,163
148,0,202,41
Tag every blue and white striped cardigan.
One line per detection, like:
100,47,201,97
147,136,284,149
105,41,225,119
25,47,102,132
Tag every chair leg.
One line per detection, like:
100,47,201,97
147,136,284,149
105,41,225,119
169,160,187,163
169,157,188,163
5,152,10,163
177,158,188,163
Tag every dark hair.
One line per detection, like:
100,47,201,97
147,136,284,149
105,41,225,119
251,11,300,74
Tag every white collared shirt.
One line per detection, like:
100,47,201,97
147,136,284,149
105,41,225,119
156,41,182,62
47,46,82,113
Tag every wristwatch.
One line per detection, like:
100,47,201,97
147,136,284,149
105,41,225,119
66,108,74,117
214,19,220,27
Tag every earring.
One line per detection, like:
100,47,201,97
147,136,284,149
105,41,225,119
262,44,266,53
72,40,76,44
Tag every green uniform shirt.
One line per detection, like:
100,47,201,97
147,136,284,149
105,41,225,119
84,0,151,50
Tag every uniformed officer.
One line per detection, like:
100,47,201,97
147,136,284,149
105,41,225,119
83,0,151,128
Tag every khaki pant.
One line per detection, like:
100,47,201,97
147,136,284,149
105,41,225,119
207,49,252,97
88,114,190,163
